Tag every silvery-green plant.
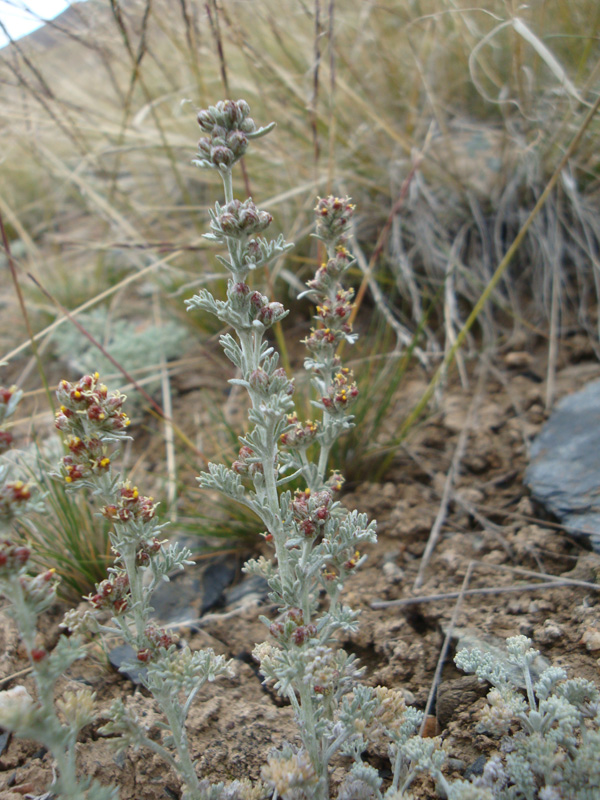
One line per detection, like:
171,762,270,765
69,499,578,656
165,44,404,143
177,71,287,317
454,635,600,799
54,373,233,800
0,542,117,800
185,99,424,800
53,307,190,412
0,379,117,800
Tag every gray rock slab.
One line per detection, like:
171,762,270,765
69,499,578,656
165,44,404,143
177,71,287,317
525,379,600,552
151,552,238,628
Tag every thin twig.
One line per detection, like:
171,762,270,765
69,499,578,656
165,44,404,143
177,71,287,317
419,561,475,734
0,665,33,689
373,580,577,609
152,289,178,514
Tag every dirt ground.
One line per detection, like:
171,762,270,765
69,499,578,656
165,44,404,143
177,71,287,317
2,341,600,799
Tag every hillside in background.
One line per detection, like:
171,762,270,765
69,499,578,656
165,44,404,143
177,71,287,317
0,0,599,395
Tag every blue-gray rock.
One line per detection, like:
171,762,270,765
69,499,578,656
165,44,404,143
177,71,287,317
151,552,238,628
224,574,269,606
525,380,600,552
108,643,147,685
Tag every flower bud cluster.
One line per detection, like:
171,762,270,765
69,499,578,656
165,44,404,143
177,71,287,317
261,748,317,799
249,291,287,328
0,685,35,730
314,196,355,247
88,573,130,615
269,607,318,647
303,646,340,696
136,623,179,663
0,384,22,454
0,539,31,576
227,282,288,328
321,369,359,415
59,436,111,483
291,488,333,538
101,482,158,524
302,326,341,356
279,415,319,449
210,198,272,240
363,686,408,747
55,374,130,484
232,445,266,478
306,247,353,294
196,99,256,170
248,366,294,398
326,471,345,493
0,480,34,524
315,287,354,326
19,568,58,606
55,373,130,440
56,688,97,732
302,252,356,358
114,535,163,568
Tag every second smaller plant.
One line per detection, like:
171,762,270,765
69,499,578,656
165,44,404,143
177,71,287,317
56,373,234,800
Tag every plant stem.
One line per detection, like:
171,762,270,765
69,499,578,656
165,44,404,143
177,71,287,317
155,688,202,800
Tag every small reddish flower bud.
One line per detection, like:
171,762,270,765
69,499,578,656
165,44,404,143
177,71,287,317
31,648,46,662
232,282,250,296
287,608,304,625
292,627,307,645
249,369,269,390
250,291,267,309
300,520,316,537
269,622,284,639
0,430,13,452
14,547,30,565
211,145,234,167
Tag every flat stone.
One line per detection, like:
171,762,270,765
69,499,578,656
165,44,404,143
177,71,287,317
151,551,239,628
525,380,600,552
108,643,147,685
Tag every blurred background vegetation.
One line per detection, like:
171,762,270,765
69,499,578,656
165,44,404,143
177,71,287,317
0,0,599,592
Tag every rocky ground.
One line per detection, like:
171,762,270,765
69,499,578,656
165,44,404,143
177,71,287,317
1,341,600,799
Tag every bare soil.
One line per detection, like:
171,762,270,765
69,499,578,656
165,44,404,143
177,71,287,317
2,347,600,799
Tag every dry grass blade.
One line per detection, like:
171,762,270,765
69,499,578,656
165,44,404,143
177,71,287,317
152,288,178,513
398,90,600,440
0,211,53,409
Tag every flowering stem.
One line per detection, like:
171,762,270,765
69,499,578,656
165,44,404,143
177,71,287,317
298,681,326,797
120,545,147,642
189,103,379,798
222,167,234,204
